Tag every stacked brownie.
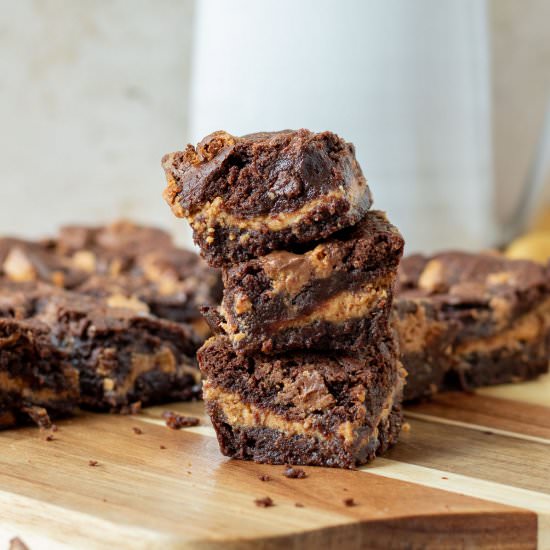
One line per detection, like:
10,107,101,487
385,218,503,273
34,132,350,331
0,222,221,428
395,252,550,401
163,129,405,468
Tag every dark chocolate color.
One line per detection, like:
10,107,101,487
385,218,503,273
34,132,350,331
162,130,372,266
215,211,403,355
198,334,403,468
396,252,550,401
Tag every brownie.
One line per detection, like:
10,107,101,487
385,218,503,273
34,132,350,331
0,237,88,289
0,222,222,332
75,247,221,332
162,130,372,266
206,211,404,355
198,334,404,469
0,316,79,429
55,220,174,276
0,280,202,413
395,252,550,401
32,289,202,411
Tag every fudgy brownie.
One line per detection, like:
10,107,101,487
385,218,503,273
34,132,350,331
55,220,174,275
0,237,88,289
0,280,203,414
205,211,404,355
1,222,222,331
395,252,550,400
162,130,372,266
75,248,221,334
0,316,79,429
198,334,404,468
33,289,202,411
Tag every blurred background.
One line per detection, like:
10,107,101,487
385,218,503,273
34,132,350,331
1,0,550,255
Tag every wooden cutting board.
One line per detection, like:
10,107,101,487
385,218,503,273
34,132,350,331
1,375,549,550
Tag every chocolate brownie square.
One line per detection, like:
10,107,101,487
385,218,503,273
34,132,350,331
198,334,404,469
56,222,222,330
162,130,372,266
395,252,550,400
0,316,79,429
33,289,202,411
206,211,403,355
75,247,221,334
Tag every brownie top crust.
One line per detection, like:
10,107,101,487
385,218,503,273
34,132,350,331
162,129,372,219
0,280,201,355
397,251,550,331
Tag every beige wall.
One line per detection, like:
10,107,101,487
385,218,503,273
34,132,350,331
0,0,195,247
490,0,550,239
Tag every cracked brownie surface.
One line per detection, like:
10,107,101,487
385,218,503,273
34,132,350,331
162,130,372,266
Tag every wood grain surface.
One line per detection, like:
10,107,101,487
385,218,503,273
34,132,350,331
1,376,549,549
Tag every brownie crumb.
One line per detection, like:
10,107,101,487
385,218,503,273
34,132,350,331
402,422,411,432
44,434,54,442
441,476,448,480
23,405,52,430
162,410,200,429
132,427,143,435
89,460,99,467
9,537,30,550
160,445,167,450
254,497,274,508
283,466,307,479
343,498,357,507
295,502,305,508
258,474,272,482
484,430,494,436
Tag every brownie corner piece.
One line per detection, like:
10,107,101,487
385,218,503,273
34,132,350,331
218,210,404,355
162,129,372,266
197,334,404,468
